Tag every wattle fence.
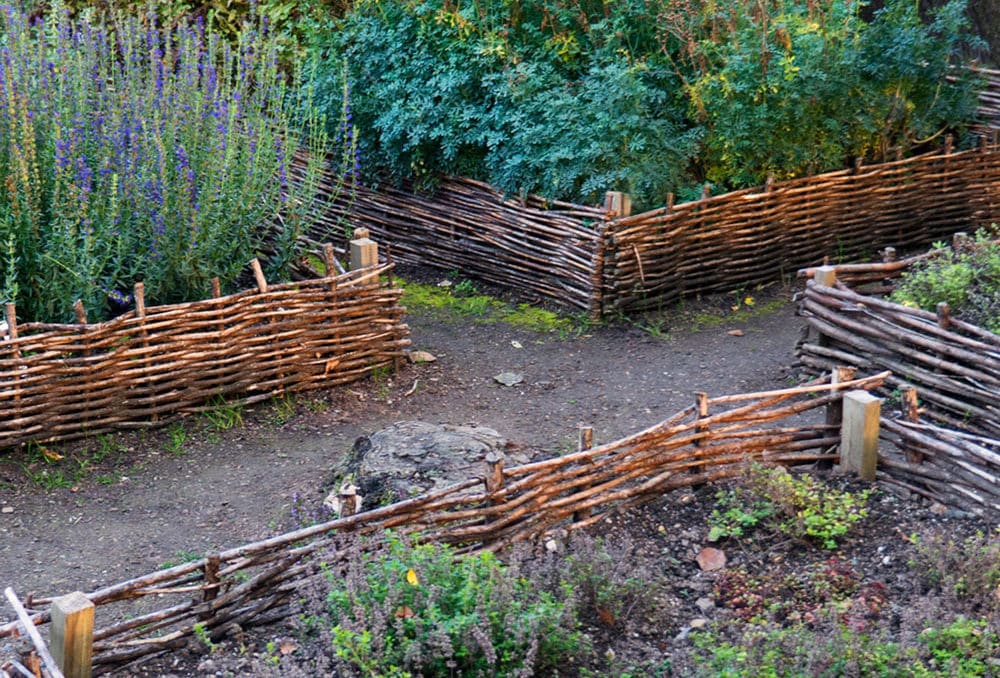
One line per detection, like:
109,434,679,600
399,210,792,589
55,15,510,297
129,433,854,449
0,259,410,451
0,372,888,673
302,135,1000,318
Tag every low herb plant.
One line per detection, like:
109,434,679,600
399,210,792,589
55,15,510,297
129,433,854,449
326,532,586,677
891,229,1000,333
708,464,871,549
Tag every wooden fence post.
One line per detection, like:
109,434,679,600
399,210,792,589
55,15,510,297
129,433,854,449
822,366,856,469
50,591,93,678
485,452,505,505
338,485,359,517
572,427,595,522
604,191,632,218
694,392,709,475
840,390,881,481
901,384,923,464
350,228,379,270
814,265,837,287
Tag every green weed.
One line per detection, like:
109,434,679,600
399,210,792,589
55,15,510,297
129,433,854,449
203,396,244,431
708,464,871,549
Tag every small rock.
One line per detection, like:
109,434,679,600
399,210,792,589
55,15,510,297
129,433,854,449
674,627,692,642
695,597,715,614
545,539,559,553
436,279,452,288
696,547,727,572
689,618,708,629
929,502,949,516
494,372,524,387
727,329,744,337
882,556,892,566
511,340,523,349
408,350,437,364
1,507,12,514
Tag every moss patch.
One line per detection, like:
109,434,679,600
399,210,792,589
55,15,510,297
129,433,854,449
399,279,579,334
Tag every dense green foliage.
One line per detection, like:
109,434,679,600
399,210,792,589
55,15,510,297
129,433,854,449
307,0,981,209
891,230,1000,333
326,533,585,677
708,463,871,549
0,3,328,323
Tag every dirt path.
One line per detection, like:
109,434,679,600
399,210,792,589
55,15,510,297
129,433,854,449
0,292,804,602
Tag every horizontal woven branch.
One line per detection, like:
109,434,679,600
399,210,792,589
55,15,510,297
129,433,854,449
0,263,411,450
797,277,999,437
0,371,887,672
879,418,1000,517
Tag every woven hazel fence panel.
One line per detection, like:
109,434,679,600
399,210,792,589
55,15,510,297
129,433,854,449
294,155,608,313
879,416,1000,518
0,372,886,672
796,278,1000,438
602,141,1000,312
0,264,410,451
977,67,1000,129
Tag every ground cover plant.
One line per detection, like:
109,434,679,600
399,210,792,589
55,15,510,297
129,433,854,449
307,0,981,210
891,229,1000,333
0,2,328,323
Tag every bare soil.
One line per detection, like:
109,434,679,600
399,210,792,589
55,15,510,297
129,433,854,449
0,283,992,676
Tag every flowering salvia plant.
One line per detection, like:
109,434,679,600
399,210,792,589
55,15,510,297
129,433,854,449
0,1,328,323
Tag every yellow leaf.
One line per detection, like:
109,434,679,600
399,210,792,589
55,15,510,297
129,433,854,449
41,447,64,462
406,568,419,586
744,296,755,306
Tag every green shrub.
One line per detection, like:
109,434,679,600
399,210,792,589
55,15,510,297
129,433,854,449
892,230,1000,333
307,0,978,210
708,464,871,549
326,533,586,677
688,0,979,188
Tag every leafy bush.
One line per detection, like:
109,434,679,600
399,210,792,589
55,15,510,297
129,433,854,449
326,533,586,677
307,0,979,210
891,230,1000,333
0,3,327,322
688,0,980,187
707,464,871,548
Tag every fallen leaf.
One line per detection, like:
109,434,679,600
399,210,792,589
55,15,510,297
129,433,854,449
395,605,416,619
744,296,755,306
696,547,727,571
408,350,437,364
406,568,419,586
279,640,298,656
41,446,64,462
511,340,523,349
727,329,744,337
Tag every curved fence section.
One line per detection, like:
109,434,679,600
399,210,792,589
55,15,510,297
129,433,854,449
797,274,1000,438
0,262,410,450
0,372,886,673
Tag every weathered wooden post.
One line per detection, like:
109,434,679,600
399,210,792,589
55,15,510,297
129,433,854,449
572,426,595,522
840,390,881,481
693,392,709,475
350,228,379,271
338,485,359,517
485,452,505,506
50,591,94,678
604,191,632,218
822,366,856,469
901,384,923,464
813,265,837,287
